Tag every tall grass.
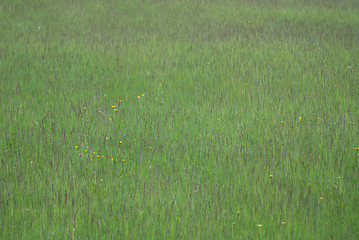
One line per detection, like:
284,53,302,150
1,0,358,239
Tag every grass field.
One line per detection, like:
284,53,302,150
1,0,358,239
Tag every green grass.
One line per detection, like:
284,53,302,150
1,0,358,239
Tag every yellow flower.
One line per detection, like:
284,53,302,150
98,110,101,113
112,105,115,108
137,96,140,99
299,116,302,120
122,159,125,162
248,20,252,24
245,83,248,86
320,197,323,200
119,141,122,144
114,109,119,112
257,224,262,227
93,152,96,154
236,211,240,215
133,139,136,142
109,118,112,120
142,94,144,97
84,150,88,152
281,121,284,123
281,222,286,225
97,155,100,158
270,174,273,178
83,107,87,110
75,146,78,148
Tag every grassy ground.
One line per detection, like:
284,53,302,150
1,0,358,239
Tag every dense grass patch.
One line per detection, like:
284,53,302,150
1,0,358,239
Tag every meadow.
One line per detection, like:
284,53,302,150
0,0,358,239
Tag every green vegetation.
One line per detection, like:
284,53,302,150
1,0,358,239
